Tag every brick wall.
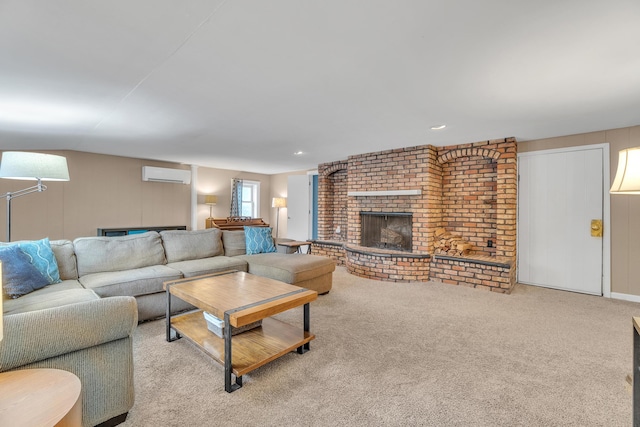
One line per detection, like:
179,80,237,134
346,146,439,253
429,255,514,293
310,241,346,266
345,247,430,282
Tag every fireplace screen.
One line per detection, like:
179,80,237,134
360,212,412,252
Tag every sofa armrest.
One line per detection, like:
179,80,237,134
0,296,138,371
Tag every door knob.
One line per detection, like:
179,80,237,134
590,219,603,237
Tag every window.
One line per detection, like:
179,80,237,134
241,180,260,217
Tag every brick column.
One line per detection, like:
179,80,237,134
418,145,442,252
495,138,517,260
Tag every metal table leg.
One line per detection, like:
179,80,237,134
297,303,311,354
165,284,180,342
224,311,242,392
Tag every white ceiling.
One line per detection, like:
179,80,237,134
1,0,639,174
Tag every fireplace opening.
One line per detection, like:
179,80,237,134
360,212,412,252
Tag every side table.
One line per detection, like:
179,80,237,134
0,368,82,427
277,240,311,254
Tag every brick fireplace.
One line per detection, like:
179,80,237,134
360,212,412,252
312,138,517,293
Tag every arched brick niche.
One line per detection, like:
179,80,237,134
317,161,348,242
437,140,517,260
437,151,498,256
437,147,501,163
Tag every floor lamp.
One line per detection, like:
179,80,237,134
0,152,70,242
611,147,640,194
272,197,287,240
0,261,2,340
610,146,640,425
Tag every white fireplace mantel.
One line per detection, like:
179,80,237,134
347,189,422,197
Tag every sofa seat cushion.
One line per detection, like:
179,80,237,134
29,279,84,295
74,232,167,277
167,256,248,278
79,265,183,298
160,229,223,262
238,253,336,285
4,287,99,316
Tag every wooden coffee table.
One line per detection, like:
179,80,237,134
164,270,317,392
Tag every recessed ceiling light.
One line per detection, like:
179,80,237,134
430,125,446,130
293,151,304,155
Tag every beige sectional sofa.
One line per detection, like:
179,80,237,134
73,228,334,321
0,228,335,427
1,239,138,427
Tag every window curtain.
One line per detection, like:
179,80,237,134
230,179,243,217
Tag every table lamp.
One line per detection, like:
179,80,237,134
204,195,218,229
204,195,218,217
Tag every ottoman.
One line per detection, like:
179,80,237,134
238,253,335,294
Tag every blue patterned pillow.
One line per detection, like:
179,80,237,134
0,245,50,298
17,238,61,284
244,226,277,255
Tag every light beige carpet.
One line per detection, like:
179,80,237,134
122,267,637,426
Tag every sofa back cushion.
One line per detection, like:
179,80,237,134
74,231,166,277
160,229,223,263
222,230,247,257
50,240,79,280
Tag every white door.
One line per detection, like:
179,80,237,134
518,146,605,295
287,175,310,240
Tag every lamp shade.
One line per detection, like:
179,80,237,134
611,147,640,194
272,197,287,208
204,195,218,205
0,152,70,181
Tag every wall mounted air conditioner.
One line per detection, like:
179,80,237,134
142,166,191,184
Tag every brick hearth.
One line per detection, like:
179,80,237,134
311,138,517,292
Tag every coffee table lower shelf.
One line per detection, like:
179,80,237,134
170,310,315,378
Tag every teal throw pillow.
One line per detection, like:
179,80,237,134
17,238,61,284
244,226,277,255
0,245,50,298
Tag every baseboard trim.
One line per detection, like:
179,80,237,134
610,292,640,303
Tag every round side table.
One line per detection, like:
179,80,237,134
0,368,82,427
